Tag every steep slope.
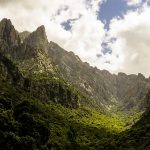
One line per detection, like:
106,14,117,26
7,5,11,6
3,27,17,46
1,18,149,113
0,52,80,108
15,25,56,76
0,19,80,109
114,113,150,150
48,41,150,112
0,58,148,149
0,37,125,149
48,42,120,110
0,52,24,86
0,80,125,150
110,91,150,150
0,18,20,56
0,61,149,150
1,17,150,150
19,31,30,42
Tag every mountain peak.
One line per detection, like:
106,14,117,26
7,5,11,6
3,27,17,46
36,25,45,33
0,18,20,48
138,73,145,80
24,25,48,52
0,18,12,25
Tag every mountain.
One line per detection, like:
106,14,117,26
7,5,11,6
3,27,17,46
48,41,150,113
19,31,30,42
0,18,150,150
0,19,124,150
0,18,20,57
1,18,149,113
113,91,150,149
0,18,80,109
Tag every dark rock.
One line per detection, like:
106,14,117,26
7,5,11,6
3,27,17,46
0,17,150,112
19,31,30,42
48,41,150,112
0,18,20,49
24,25,48,52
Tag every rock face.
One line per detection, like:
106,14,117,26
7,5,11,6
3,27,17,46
48,41,150,112
0,18,20,55
16,25,48,59
0,52,79,108
19,31,30,42
0,18,79,109
18,25,56,75
23,25,48,52
0,18,150,112
0,18,20,47
0,19,55,75
21,26,55,74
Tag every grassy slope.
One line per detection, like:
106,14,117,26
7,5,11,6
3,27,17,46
114,112,150,150
0,54,150,150
0,81,126,150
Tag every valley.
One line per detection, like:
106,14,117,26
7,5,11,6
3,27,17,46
0,18,150,150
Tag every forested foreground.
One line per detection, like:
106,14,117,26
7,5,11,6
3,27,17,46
1,81,150,150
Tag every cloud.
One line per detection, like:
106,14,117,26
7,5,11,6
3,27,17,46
107,3,150,76
0,0,103,31
126,0,142,6
0,0,150,77
0,0,106,66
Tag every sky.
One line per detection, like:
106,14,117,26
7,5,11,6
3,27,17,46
0,0,150,76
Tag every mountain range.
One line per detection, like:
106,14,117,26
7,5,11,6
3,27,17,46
0,18,150,150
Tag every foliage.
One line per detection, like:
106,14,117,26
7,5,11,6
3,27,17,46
0,81,126,150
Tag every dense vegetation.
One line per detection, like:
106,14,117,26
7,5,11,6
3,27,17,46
1,80,150,150
114,111,150,149
1,18,150,150
0,81,126,150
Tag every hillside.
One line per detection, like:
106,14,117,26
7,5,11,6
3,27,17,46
48,41,150,113
0,18,150,150
1,18,149,113
0,80,125,150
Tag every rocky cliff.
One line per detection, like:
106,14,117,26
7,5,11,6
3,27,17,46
0,18,150,113
1,18,150,150
48,41,150,112
0,18,80,109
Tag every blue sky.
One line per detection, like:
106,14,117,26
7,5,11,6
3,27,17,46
98,0,128,29
62,0,146,30
99,0,148,29
99,0,147,55
60,0,147,57
61,0,129,30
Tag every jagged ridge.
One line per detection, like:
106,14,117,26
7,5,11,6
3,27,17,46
0,18,150,150
0,18,150,113
48,41,150,112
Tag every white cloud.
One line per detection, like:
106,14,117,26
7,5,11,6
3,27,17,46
107,4,150,76
0,0,106,67
63,13,105,64
126,0,142,6
1,0,150,77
